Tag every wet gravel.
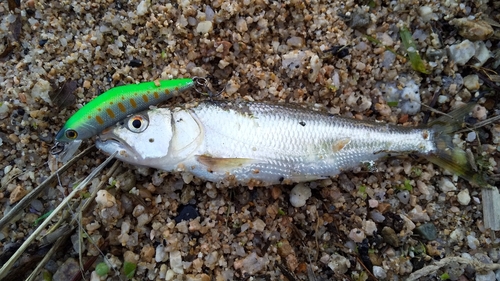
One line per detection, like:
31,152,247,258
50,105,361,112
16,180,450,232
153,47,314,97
0,0,499,280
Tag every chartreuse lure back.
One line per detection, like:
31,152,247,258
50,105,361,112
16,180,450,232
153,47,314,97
55,78,196,144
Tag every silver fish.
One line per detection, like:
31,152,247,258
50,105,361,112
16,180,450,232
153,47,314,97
96,101,479,186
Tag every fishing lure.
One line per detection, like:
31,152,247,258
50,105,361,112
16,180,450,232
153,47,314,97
96,101,485,187
51,77,209,156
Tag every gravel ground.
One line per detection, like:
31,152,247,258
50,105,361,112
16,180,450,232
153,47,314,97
1,0,500,280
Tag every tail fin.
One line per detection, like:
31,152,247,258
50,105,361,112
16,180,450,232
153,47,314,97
427,104,489,187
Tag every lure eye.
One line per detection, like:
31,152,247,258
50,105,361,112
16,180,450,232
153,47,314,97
127,115,149,133
65,129,78,139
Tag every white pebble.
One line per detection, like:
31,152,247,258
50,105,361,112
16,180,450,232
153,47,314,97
95,190,116,207
472,105,487,120
136,0,149,16
348,228,365,243
476,271,496,281
170,251,184,274
252,218,266,232
196,21,213,34
466,131,476,142
362,220,377,236
373,266,387,279
0,101,9,119
448,40,475,65
233,252,267,275
439,177,457,192
467,235,479,250
368,199,379,208
289,183,311,207
408,205,430,222
418,6,437,22
327,254,350,274
473,41,492,67
308,54,322,82
457,189,471,205
463,74,480,91
287,36,304,47
450,228,465,242
236,18,248,32
31,79,52,105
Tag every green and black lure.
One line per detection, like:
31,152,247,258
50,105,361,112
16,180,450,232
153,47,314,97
52,77,207,157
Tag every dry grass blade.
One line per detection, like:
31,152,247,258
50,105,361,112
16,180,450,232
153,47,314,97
407,257,500,281
27,160,121,281
456,115,500,134
0,145,95,230
0,151,117,280
25,230,73,281
482,186,500,231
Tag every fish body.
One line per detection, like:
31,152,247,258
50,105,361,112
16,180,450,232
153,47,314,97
96,101,478,186
55,78,195,143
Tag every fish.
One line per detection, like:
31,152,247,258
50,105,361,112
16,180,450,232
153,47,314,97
96,100,484,187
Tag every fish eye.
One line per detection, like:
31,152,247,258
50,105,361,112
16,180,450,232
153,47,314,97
127,115,149,133
65,130,78,139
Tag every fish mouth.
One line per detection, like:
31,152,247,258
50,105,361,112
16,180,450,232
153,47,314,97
96,135,136,159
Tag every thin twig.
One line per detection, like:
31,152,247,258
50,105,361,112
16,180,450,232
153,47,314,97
0,151,116,280
0,145,95,230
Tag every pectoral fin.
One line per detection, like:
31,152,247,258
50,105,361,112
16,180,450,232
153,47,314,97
196,155,260,171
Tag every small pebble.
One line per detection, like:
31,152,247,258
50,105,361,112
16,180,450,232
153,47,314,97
196,21,213,34
289,183,311,207
450,228,465,242
467,235,480,250
473,41,492,67
466,131,476,142
475,271,496,281
373,266,387,279
449,18,493,41
457,189,471,205
363,220,377,236
415,223,438,241
397,190,410,204
233,252,268,275
175,205,199,223
252,218,266,232
170,251,184,274
439,177,457,192
10,185,27,204
448,40,475,65
95,190,116,208
348,228,365,243
408,205,430,222
463,74,480,91
327,254,350,274
381,226,400,247
136,0,149,16
472,105,487,120
368,199,379,208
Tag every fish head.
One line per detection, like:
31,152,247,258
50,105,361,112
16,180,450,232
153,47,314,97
96,108,173,165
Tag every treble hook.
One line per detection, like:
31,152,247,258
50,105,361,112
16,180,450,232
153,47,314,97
193,76,225,100
50,142,66,155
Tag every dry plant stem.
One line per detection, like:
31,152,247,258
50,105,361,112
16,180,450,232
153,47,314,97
29,160,121,281
25,231,73,281
0,145,96,230
0,151,117,280
407,257,500,281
